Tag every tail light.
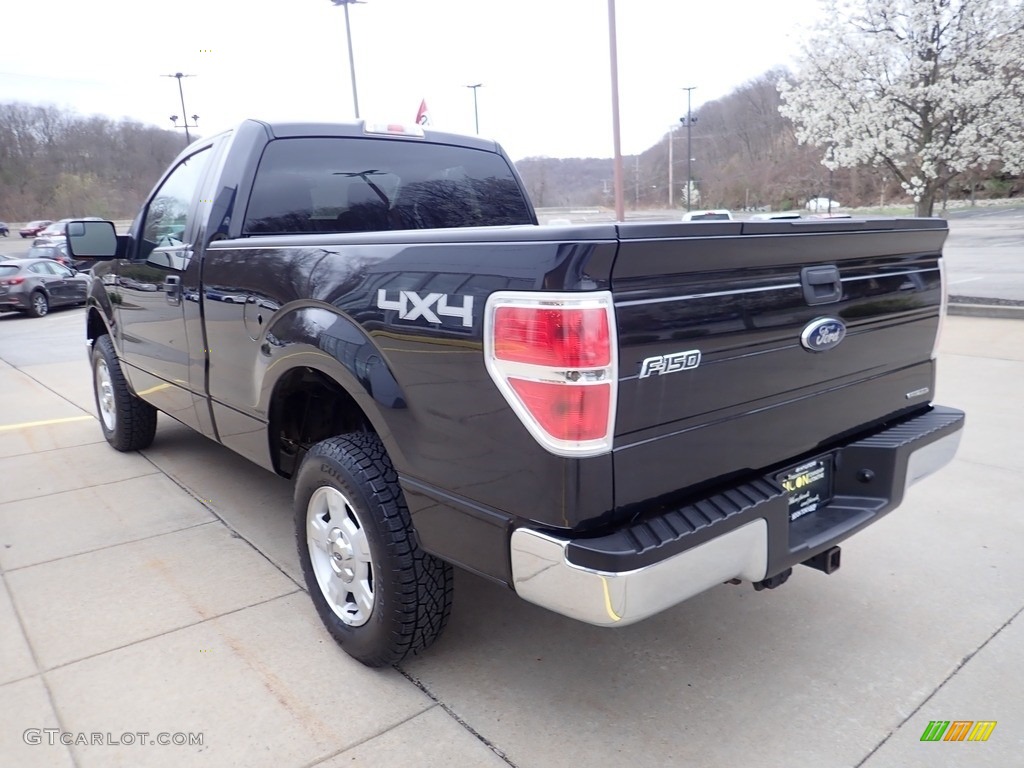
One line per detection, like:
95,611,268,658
0,277,25,286
484,291,617,457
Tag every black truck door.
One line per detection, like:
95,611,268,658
115,146,215,432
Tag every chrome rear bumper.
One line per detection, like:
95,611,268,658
510,407,964,627
511,519,768,626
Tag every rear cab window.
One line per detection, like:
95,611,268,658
242,137,533,235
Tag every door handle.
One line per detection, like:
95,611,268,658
801,265,842,305
164,275,182,305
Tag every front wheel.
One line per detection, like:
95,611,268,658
295,433,453,667
27,291,49,318
91,335,158,451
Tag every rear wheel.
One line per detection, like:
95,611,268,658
91,335,158,451
27,291,48,318
295,433,453,667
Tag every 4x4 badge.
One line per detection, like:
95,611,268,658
377,290,474,328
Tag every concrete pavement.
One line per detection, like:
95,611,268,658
1,310,1022,767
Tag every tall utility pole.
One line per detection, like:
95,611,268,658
634,156,640,208
466,83,482,134
606,0,625,221
668,126,674,209
681,86,696,211
163,73,197,144
331,0,364,119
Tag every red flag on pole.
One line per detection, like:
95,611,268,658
416,99,430,126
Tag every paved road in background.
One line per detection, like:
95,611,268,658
943,207,1024,302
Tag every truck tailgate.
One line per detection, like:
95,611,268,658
611,217,947,508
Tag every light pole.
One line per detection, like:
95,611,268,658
330,0,364,119
169,114,200,144
634,156,640,209
681,86,696,211
163,73,197,144
667,125,675,209
606,0,625,221
466,83,482,134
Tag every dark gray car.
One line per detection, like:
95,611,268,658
0,258,88,318
26,242,75,268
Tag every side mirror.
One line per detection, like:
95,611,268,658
67,220,118,259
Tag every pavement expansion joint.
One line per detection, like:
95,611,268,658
37,588,303,675
852,602,1024,767
136,451,306,591
0,520,218,574
396,666,520,768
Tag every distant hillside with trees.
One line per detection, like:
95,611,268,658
0,103,185,221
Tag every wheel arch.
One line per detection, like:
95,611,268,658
86,305,111,344
258,310,409,479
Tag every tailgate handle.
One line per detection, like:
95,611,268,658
801,265,842,305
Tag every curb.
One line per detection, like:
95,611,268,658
947,303,1024,320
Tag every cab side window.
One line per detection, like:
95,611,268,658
139,148,212,258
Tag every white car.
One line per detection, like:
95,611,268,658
806,197,842,212
681,209,733,221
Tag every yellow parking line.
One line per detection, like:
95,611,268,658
0,415,96,432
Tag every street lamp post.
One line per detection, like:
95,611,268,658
169,114,200,143
163,73,197,144
668,126,674,209
681,86,696,212
330,0,364,119
606,0,625,221
466,83,482,134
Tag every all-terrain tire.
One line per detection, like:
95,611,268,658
295,432,453,667
91,335,158,451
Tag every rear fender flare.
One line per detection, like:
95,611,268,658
256,307,408,461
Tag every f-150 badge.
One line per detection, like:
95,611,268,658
377,290,474,328
639,349,701,378
800,317,846,352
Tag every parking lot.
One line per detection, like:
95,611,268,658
1,224,1022,767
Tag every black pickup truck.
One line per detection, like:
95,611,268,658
68,119,964,666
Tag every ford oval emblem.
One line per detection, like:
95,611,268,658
800,317,846,352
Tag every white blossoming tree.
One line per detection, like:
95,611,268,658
779,0,1024,216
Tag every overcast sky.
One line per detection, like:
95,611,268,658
0,0,822,160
